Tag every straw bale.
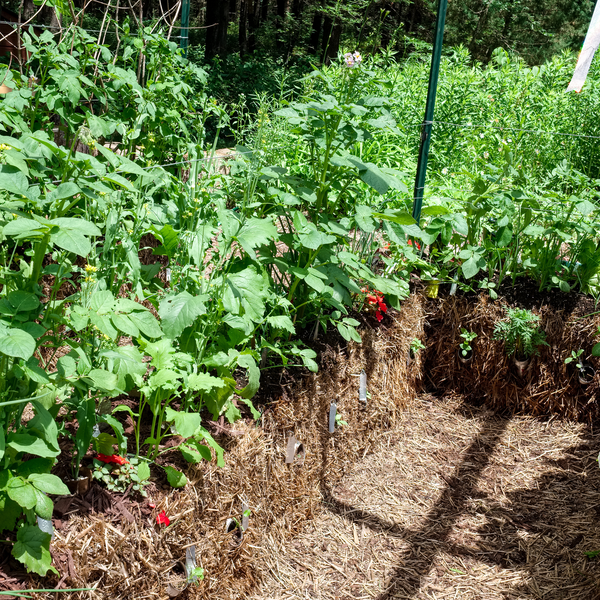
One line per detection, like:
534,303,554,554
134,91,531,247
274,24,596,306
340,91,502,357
424,294,600,420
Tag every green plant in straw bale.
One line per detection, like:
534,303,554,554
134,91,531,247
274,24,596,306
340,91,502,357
564,349,585,370
410,338,426,355
459,329,477,357
493,307,548,360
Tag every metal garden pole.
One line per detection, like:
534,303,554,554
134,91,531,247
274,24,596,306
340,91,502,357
180,0,190,56
412,0,449,225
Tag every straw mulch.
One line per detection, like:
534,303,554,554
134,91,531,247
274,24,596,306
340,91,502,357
23,295,426,600
424,294,600,420
250,393,600,600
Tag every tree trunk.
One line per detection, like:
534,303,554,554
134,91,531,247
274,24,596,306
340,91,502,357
239,0,248,56
205,0,229,59
261,0,269,23
309,9,322,54
248,0,261,51
324,21,341,63
276,0,286,49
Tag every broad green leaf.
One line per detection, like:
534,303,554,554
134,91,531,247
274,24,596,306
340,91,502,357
128,311,163,339
0,328,36,360
195,427,224,467
237,353,260,401
355,205,376,233
2,218,47,239
0,492,22,533
164,465,187,488
84,369,119,391
51,217,101,237
222,266,268,322
28,473,70,496
164,408,201,438
33,488,53,520
111,313,140,338
0,165,29,196
7,291,39,313
235,218,278,258
180,444,203,464
187,372,226,392
12,525,55,576
372,210,415,226
50,228,91,257
462,256,481,279
159,292,206,339
266,315,295,334
137,461,150,481
7,478,37,509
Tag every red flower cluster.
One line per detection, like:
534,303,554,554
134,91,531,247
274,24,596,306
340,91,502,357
362,287,387,322
156,510,170,526
407,239,421,250
96,454,129,465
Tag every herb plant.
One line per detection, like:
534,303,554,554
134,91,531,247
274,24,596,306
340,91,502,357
493,308,548,360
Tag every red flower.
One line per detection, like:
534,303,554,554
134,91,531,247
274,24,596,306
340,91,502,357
366,294,378,305
97,454,129,465
378,299,387,313
407,239,421,250
156,511,170,526
375,310,383,322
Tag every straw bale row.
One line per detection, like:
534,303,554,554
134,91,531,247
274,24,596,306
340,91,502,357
423,293,600,421
43,295,426,600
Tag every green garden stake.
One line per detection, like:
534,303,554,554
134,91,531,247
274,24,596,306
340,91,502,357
412,0,449,225
180,0,190,57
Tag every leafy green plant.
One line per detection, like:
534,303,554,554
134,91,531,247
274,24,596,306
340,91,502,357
565,349,585,370
459,329,477,357
91,455,150,496
410,338,426,355
493,308,548,360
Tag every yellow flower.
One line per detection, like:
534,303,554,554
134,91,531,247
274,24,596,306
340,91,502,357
84,264,98,273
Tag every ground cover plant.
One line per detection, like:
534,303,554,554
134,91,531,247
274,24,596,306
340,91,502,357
1,12,600,587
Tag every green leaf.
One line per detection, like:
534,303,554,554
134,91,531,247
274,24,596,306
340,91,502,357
7,478,38,510
0,492,22,533
0,328,36,360
180,444,203,464
50,228,91,257
111,313,140,338
0,165,29,196
84,369,118,392
12,525,55,576
159,292,206,339
462,256,481,279
222,266,268,322
7,433,58,458
266,315,295,334
195,427,224,467
137,462,150,481
164,408,201,438
372,210,416,226
164,465,187,488
187,372,226,393
127,311,163,339
33,488,54,520
235,217,278,258
237,353,260,401
7,291,39,313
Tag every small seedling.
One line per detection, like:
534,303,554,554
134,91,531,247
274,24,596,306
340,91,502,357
459,328,477,357
410,338,426,354
565,349,585,370
335,413,348,427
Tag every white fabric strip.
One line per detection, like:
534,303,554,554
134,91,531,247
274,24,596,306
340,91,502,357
568,0,600,92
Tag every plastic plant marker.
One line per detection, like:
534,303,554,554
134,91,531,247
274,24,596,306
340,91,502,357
185,546,198,582
450,283,457,295
37,516,54,541
359,370,367,406
329,402,337,433
241,503,250,531
285,436,297,464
